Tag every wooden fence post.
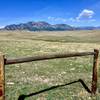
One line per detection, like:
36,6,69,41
91,49,99,94
0,53,5,100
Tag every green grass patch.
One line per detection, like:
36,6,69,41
0,30,100,99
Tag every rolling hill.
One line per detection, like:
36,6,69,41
1,21,100,31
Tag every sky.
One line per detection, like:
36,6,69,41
0,0,100,27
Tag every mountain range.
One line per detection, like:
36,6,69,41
1,21,100,31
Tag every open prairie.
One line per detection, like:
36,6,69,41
0,30,100,100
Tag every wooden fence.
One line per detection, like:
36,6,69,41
0,49,99,100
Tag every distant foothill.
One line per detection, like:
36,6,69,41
1,21,100,31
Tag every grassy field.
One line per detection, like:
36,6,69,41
0,30,100,100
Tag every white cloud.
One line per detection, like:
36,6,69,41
48,9,95,23
48,16,67,22
0,26,4,28
69,18,76,22
69,17,96,23
89,19,96,22
76,9,94,20
48,16,54,20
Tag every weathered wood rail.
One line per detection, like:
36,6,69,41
0,49,99,100
5,51,95,65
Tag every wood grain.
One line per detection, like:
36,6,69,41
0,53,5,100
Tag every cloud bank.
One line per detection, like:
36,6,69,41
48,9,95,23
76,9,94,20
48,17,67,22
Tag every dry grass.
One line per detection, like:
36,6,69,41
0,30,100,100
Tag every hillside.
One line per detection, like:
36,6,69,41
1,21,100,31
2,21,74,31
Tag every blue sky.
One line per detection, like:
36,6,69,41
0,0,100,27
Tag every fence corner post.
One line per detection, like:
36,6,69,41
91,49,99,95
0,53,5,100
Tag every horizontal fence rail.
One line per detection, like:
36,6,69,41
5,52,95,65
